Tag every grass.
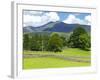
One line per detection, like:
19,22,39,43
23,48,91,69
24,48,90,56
62,48,91,57
23,57,90,69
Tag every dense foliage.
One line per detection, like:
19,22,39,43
47,33,63,52
23,26,91,52
67,26,91,50
23,34,31,50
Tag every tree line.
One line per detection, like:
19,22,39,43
23,26,91,52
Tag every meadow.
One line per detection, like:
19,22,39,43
23,48,91,69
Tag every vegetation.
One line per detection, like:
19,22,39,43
23,26,91,52
23,48,90,69
23,25,91,69
23,57,90,69
23,34,30,50
47,33,63,52
24,48,90,57
67,26,91,50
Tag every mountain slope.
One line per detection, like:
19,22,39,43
23,21,91,33
23,22,57,33
44,22,90,32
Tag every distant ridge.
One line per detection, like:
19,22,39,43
23,21,91,33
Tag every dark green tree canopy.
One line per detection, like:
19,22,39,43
48,33,63,52
68,26,90,50
23,34,30,50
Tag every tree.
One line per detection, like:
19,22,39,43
23,34,30,50
41,35,49,51
60,36,67,47
30,34,42,51
47,33,63,52
79,34,90,50
29,33,49,51
68,26,91,50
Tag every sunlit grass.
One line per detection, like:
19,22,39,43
23,48,90,57
23,48,91,69
23,57,90,69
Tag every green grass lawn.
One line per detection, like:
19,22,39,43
23,48,91,69
23,57,90,69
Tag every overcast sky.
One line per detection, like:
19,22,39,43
23,10,91,27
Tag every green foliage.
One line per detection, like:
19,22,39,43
60,36,67,46
23,32,69,52
23,33,50,51
30,34,49,51
23,26,91,52
23,34,31,50
47,33,63,52
30,35,41,51
79,34,90,50
68,26,91,50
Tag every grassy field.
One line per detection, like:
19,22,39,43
23,48,91,69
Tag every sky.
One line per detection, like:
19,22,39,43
23,10,91,27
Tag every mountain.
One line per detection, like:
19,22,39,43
23,22,56,33
23,21,91,33
44,22,90,32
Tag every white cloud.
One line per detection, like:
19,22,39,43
63,14,84,24
23,11,91,27
63,14,91,25
23,15,44,27
23,11,59,27
46,12,60,22
63,15,76,24
85,15,91,25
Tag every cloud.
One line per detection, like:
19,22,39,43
63,14,83,24
23,11,91,27
63,14,91,25
85,15,91,25
46,12,60,22
24,11,44,16
23,14,45,27
63,15,77,24
23,11,59,27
